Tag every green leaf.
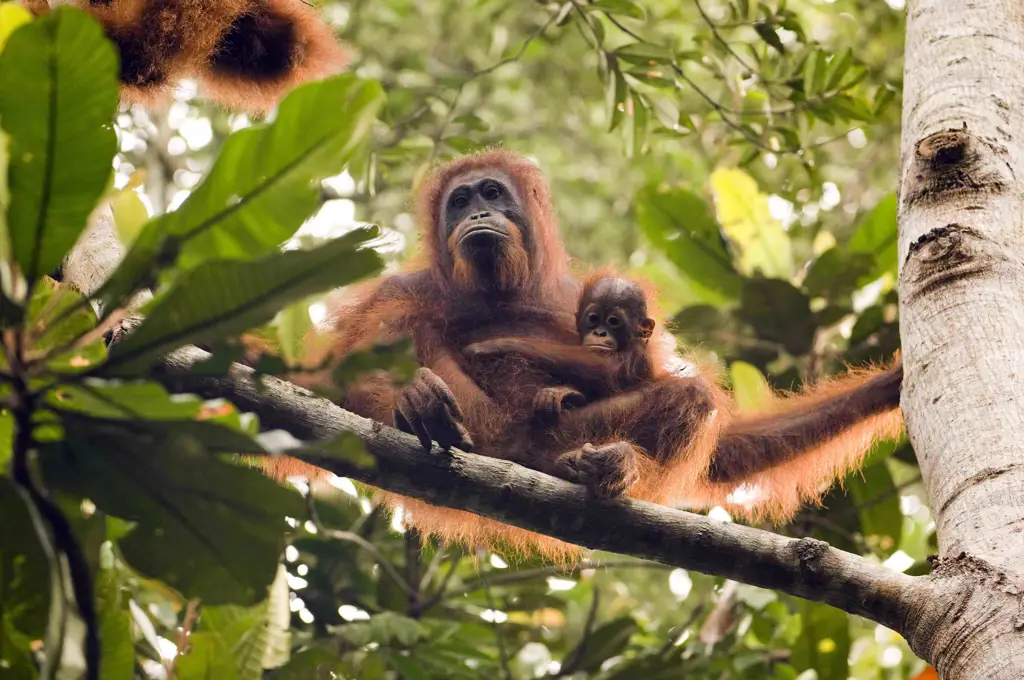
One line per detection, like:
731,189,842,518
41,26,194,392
791,601,849,680
24,276,98,361
848,193,898,283
615,43,675,65
39,414,304,605
753,21,785,53
635,184,741,305
0,7,119,283
275,299,314,365
109,187,150,248
730,361,770,411
333,338,418,387
0,477,50,642
825,49,854,91
97,74,385,309
802,248,874,300
589,0,646,20
95,567,135,680
572,615,638,672
607,68,628,132
46,380,204,420
176,632,239,680
738,277,816,356
0,4,31,54
826,94,874,123
198,568,292,680
272,645,351,680
710,167,794,280
848,460,902,557
103,227,384,377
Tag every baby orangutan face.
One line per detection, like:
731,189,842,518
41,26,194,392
576,278,655,352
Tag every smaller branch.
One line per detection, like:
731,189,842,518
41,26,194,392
480,565,513,680
415,552,462,615
693,0,764,82
168,599,199,677
306,495,419,600
556,589,600,676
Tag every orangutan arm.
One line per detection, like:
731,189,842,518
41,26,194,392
464,338,621,395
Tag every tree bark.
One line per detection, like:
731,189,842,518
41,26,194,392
898,0,1024,676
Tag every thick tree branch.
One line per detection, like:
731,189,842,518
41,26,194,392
152,344,927,633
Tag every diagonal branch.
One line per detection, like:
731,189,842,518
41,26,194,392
152,343,929,634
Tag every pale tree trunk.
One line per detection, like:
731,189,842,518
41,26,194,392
898,0,1024,676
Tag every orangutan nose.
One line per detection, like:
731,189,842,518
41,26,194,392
469,211,492,222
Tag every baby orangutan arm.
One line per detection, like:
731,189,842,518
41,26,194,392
464,338,618,394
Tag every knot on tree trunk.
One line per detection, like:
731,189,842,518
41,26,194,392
904,126,1009,209
902,223,996,302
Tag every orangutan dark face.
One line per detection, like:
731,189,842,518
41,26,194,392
441,170,531,293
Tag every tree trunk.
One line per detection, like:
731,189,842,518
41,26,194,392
898,0,1024,675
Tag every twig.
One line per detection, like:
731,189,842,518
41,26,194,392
448,559,670,599
306,494,419,599
693,0,764,81
480,564,513,680
167,599,200,677
415,552,463,615
556,589,600,676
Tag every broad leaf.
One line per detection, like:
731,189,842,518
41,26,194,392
0,477,50,647
0,5,32,53
730,361,770,411
98,75,385,310
0,7,118,284
710,168,794,280
39,414,304,605
102,227,384,376
848,460,902,557
196,568,292,680
572,615,638,672
738,278,816,356
95,567,135,680
848,193,898,283
802,248,874,300
175,632,239,680
791,601,849,680
636,184,741,304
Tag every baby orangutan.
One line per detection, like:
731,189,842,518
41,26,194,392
464,275,656,426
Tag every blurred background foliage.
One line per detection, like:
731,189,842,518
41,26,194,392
0,0,934,679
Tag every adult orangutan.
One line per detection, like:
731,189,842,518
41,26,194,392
269,148,904,560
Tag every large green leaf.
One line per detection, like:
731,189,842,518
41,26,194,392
710,167,794,280
0,7,118,284
635,184,741,305
95,567,135,680
98,74,385,310
102,227,384,376
848,460,902,557
194,567,291,680
791,601,850,680
0,478,51,660
571,615,638,672
738,277,816,356
848,193,898,284
39,414,304,605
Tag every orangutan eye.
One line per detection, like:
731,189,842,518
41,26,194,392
607,315,621,327
453,195,469,208
482,183,501,200
586,313,600,326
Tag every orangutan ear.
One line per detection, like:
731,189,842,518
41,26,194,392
200,0,346,112
636,317,655,339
